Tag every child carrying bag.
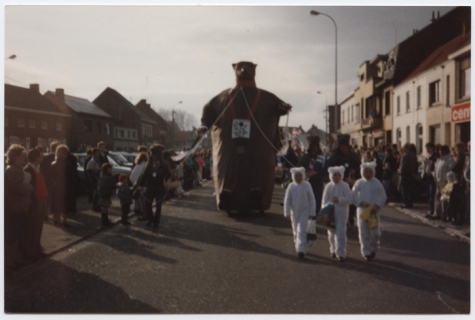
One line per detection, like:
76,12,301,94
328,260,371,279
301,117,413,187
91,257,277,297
306,219,317,247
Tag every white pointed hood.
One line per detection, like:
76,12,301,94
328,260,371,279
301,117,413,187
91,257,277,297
360,162,377,181
328,165,345,182
290,167,306,184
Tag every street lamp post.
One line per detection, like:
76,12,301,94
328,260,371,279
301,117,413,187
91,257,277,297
317,91,328,147
310,10,338,146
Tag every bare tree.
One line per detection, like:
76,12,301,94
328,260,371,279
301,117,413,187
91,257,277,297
157,108,198,131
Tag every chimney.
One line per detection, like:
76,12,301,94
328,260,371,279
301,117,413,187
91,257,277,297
29,83,40,93
430,11,435,23
56,88,65,101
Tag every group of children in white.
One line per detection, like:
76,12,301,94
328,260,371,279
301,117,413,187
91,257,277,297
284,162,387,262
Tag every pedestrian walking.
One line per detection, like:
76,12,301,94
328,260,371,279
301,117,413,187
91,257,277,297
322,166,352,262
97,163,115,227
139,145,172,229
327,134,361,226
21,147,48,261
352,162,387,261
117,174,133,226
4,145,33,272
51,144,75,227
283,167,316,259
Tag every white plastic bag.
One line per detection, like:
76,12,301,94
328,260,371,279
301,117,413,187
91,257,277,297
306,219,317,247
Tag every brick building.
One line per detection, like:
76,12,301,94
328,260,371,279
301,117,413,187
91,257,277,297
135,99,170,147
4,84,70,151
93,87,156,152
45,88,114,152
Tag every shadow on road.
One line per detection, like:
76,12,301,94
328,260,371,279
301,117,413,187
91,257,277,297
5,259,161,313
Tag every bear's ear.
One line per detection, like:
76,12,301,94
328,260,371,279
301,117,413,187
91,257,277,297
232,63,237,69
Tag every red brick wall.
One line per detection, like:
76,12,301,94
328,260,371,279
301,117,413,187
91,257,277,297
4,109,69,151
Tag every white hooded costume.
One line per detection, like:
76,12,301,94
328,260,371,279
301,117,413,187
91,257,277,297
352,162,387,258
284,167,317,254
322,166,352,258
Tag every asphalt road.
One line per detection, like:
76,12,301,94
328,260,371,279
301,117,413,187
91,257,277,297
4,182,470,314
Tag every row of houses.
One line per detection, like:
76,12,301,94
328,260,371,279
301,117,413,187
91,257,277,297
4,84,200,153
338,7,471,153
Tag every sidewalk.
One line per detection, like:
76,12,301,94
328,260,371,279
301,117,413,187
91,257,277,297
387,201,470,243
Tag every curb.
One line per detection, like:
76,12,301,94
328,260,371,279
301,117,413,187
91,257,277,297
387,203,470,243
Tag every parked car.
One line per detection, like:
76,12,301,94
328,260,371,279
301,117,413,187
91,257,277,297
108,151,133,168
74,153,131,182
118,152,139,164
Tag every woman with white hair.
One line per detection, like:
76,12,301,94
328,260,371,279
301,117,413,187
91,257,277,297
352,162,387,261
322,166,352,262
284,167,316,259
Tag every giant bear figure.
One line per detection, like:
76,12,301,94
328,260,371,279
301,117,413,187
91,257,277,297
199,61,292,213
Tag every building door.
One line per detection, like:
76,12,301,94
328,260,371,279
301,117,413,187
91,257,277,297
455,122,470,144
430,125,441,144
386,130,392,145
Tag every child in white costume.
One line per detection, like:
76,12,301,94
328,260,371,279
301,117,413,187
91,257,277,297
322,166,352,262
352,162,387,261
284,167,316,259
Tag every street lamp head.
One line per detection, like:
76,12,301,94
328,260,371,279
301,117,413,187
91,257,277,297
310,10,320,16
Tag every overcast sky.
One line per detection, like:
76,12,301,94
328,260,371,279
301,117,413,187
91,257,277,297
5,5,456,131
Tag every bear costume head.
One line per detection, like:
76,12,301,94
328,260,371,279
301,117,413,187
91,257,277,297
232,61,257,81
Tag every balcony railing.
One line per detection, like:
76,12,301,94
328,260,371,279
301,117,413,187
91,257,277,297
360,116,382,130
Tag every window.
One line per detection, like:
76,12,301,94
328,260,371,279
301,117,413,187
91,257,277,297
97,121,102,134
351,105,354,122
146,125,152,138
342,110,345,124
416,124,423,154
460,56,470,99
446,75,450,106
18,119,25,128
360,74,364,82
417,86,421,109
347,107,350,123
132,131,136,139
430,124,441,144
355,105,360,123
29,119,35,128
41,121,47,129
84,120,92,133
406,126,410,143
56,123,62,131
396,128,402,149
406,91,410,112
105,123,110,135
396,96,401,114
445,122,451,145
385,91,390,115
429,80,440,106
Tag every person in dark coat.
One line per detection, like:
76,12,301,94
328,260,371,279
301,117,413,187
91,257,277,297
297,136,327,214
423,142,438,218
382,147,397,197
138,144,172,229
198,61,291,213
21,147,48,260
327,134,361,226
97,141,110,165
50,144,76,227
40,140,60,219
399,143,417,209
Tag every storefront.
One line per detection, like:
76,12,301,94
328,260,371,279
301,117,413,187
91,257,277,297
452,101,470,144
